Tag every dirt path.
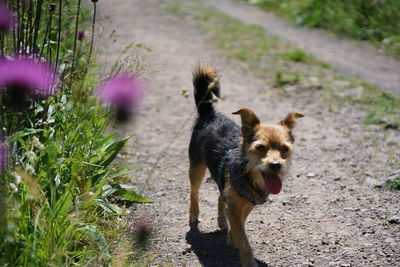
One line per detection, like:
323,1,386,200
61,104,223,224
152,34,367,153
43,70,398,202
204,0,400,98
99,0,399,266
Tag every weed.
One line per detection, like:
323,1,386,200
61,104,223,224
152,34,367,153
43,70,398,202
275,71,300,86
283,49,310,62
387,176,400,190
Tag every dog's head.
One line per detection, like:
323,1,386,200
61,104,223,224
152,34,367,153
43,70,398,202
233,108,304,195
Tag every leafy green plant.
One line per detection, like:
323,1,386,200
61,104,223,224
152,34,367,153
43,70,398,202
0,0,150,265
1,90,150,265
283,49,310,62
387,176,400,190
275,71,300,86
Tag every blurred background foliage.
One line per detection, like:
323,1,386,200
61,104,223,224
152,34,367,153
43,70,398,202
246,0,400,57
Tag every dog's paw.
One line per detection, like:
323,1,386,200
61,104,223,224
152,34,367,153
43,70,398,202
226,231,237,248
217,216,228,231
189,216,200,225
241,257,258,267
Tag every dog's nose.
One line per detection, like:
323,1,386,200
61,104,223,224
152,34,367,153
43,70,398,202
269,162,281,171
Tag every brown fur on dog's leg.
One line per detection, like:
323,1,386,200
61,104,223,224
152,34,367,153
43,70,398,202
218,195,228,230
189,162,206,224
226,208,257,267
241,204,253,226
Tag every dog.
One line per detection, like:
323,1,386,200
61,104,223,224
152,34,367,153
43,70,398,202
188,63,304,266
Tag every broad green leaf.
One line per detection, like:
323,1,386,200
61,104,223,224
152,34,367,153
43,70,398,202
78,224,111,257
112,184,151,203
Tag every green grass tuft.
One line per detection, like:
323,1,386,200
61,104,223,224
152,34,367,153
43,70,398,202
283,49,310,62
387,176,400,190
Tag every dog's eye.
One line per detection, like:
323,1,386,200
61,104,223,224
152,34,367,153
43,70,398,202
255,144,267,153
281,145,289,153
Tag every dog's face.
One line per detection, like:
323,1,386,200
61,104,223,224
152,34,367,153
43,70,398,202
233,108,304,195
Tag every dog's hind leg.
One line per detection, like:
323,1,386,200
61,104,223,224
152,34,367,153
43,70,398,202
189,162,206,224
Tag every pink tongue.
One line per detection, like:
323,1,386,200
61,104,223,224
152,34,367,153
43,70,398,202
264,173,282,194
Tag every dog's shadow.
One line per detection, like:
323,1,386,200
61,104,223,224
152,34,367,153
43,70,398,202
186,225,268,267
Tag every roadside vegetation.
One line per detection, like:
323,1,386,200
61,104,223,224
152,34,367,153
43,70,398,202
0,0,149,265
243,0,400,58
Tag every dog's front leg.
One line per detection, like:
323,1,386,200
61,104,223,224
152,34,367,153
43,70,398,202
226,208,257,267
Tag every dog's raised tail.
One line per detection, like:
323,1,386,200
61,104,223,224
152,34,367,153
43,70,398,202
192,63,220,116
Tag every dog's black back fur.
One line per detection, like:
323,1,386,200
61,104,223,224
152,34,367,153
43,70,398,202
189,64,241,179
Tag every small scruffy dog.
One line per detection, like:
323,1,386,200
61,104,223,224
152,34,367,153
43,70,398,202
188,63,303,266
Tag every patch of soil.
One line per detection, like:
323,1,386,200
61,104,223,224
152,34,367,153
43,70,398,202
99,0,400,266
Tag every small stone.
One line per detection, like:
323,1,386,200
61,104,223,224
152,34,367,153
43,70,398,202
182,246,192,255
388,216,400,224
384,237,395,243
341,264,351,267
309,77,319,84
364,243,373,247
384,122,398,130
302,261,313,267
333,80,351,88
155,191,166,197
363,177,385,188
306,172,316,178
321,240,329,245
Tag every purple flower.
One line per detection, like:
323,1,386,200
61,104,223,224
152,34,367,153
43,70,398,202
98,74,145,114
0,136,9,175
77,30,85,41
0,2,15,33
0,57,58,97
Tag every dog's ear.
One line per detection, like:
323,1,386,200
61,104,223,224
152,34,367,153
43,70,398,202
232,108,260,142
279,112,304,142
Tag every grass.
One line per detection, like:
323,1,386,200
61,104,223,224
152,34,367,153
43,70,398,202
166,1,400,128
275,71,300,86
243,0,400,58
0,0,150,265
388,176,400,190
283,49,310,62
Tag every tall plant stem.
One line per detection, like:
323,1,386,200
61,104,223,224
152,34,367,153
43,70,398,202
72,0,82,72
40,4,54,63
55,0,62,71
11,0,17,53
25,0,33,54
16,0,23,54
88,1,97,63
32,0,44,56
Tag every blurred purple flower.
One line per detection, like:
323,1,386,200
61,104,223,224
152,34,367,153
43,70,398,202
98,74,145,117
0,57,58,97
0,136,9,175
77,30,85,41
0,2,15,33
